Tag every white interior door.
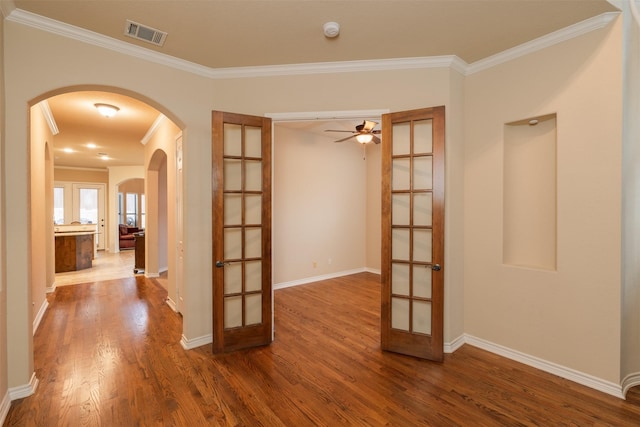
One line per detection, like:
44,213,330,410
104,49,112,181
72,183,106,250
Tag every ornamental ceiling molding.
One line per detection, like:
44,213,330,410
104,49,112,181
8,8,620,79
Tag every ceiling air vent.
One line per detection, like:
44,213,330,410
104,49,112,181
124,20,167,46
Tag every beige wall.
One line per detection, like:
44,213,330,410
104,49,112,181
464,18,623,383
30,104,54,326
273,125,367,284
619,0,640,391
54,168,108,184
144,118,180,307
0,6,7,409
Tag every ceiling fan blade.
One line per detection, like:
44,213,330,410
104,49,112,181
335,135,357,143
372,135,381,144
371,130,382,134
325,129,355,133
362,120,378,132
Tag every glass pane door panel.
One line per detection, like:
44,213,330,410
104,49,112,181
413,157,433,190
392,159,411,191
224,159,242,191
245,261,262,292
245,194,262,225
413,120,433,154
413,265,432,298
392,194,410,225
224,194,242,225
79,188,98,224
392,229,410,260
224,228,242,259
391,298,410,331
245,294,262,326
224,296,242,328
224,263,242,295
413,229,433,263
245,160,262,191
223,124,242,156
392,122,411,155
413,193,433,226
413,301,432,334
245,228,262,258
245,126,262,157
391,263,410,296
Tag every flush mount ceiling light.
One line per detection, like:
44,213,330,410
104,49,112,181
323,21,340,38
95,103,120,118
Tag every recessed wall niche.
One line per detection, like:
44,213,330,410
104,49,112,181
503,114,557,270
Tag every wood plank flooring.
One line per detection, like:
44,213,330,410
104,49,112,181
5,272,640,426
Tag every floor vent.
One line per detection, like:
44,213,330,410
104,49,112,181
124,20,167,46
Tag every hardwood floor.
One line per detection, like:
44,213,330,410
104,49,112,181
5,272,640,426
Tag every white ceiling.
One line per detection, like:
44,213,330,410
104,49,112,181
10,0,618,169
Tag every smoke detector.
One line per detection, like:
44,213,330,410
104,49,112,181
323,22,340,38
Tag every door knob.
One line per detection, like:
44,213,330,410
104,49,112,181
431,264,441,271
215,261,227,268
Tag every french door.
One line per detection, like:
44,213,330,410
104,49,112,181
381,106,445,361
212,111,272,353
72,183,106,250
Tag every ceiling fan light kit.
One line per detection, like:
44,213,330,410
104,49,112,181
323,21,340,38
325,120,382,144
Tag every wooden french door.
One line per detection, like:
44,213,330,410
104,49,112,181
381,106,445,361
212,111,272,353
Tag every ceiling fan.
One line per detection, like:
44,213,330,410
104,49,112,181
325,120,381,144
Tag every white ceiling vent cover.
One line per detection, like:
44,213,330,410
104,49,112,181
125,20,167,46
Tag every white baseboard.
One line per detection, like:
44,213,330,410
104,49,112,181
145,272,160,278
464,334,624,399
0,390,10,426
165,297,177,312
444,334,466,353
33,299,49,335
622,371,640,397
46,282,56,293
8,372,39,400
274,268,368,290
180,333,212,350
364,267,381,275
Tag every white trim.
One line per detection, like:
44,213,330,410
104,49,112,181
46,282,57,294
622,371,640,397
444,334,466,353
0,390,10,426
180,333,212,350
140,114,166,145
38,100,59,135
145,272,160,278
54,165,108,172
274,268,366,290
364,267,381,275
165,297,177,313
32,299,49,335
464,334,625,399
8,373,39,400
467,12,620,75
267,109,389,122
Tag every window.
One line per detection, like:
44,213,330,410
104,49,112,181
53,187,64,224
126,193,138,227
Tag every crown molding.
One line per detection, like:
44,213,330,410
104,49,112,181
140,114,166,145
266,109,390,122
467,11,620,75
8,8,620,79
38,100,59,135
